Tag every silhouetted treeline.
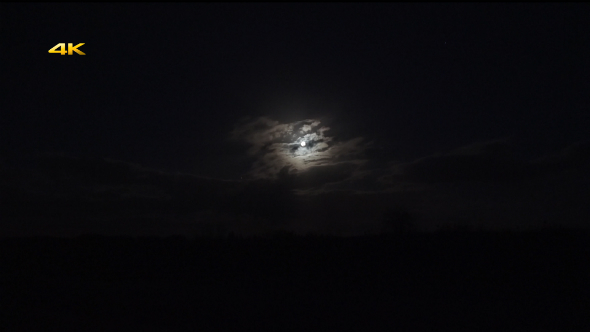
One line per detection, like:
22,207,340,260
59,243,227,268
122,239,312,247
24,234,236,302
1,231,589,330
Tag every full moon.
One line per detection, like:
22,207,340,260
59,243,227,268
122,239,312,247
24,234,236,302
301,141,306,147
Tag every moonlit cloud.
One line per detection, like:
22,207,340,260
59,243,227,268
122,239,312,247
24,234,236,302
230,117,368,183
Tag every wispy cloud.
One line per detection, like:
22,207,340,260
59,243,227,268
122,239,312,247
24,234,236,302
230,117,368,186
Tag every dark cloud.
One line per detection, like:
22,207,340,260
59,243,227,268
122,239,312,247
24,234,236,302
533,140,590,179
374,140,590,189
388,140,537,185
0,153,298,237
368,140,590,230
287,162,361,189
2,139,588,237
288,139,590,232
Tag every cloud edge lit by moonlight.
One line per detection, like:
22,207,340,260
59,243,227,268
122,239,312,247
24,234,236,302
229,117,369,182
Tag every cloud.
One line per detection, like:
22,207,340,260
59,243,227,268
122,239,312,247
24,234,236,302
287,162,362,189
389,140,537,184
230,117,368,188
3,140,589,237
364,139,590,230
0,153,299,236
371,139,590,189
533,140,590,179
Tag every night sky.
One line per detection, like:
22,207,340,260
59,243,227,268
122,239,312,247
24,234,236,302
1,3,589,236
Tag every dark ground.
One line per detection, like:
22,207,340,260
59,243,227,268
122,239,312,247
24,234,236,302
1,231,589,331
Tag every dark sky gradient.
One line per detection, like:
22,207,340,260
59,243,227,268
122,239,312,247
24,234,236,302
1,3,589,236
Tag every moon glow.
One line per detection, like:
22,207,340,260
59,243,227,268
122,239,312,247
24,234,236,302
301,141,306,147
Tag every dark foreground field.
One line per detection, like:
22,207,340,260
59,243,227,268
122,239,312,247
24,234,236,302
1,231,589,331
